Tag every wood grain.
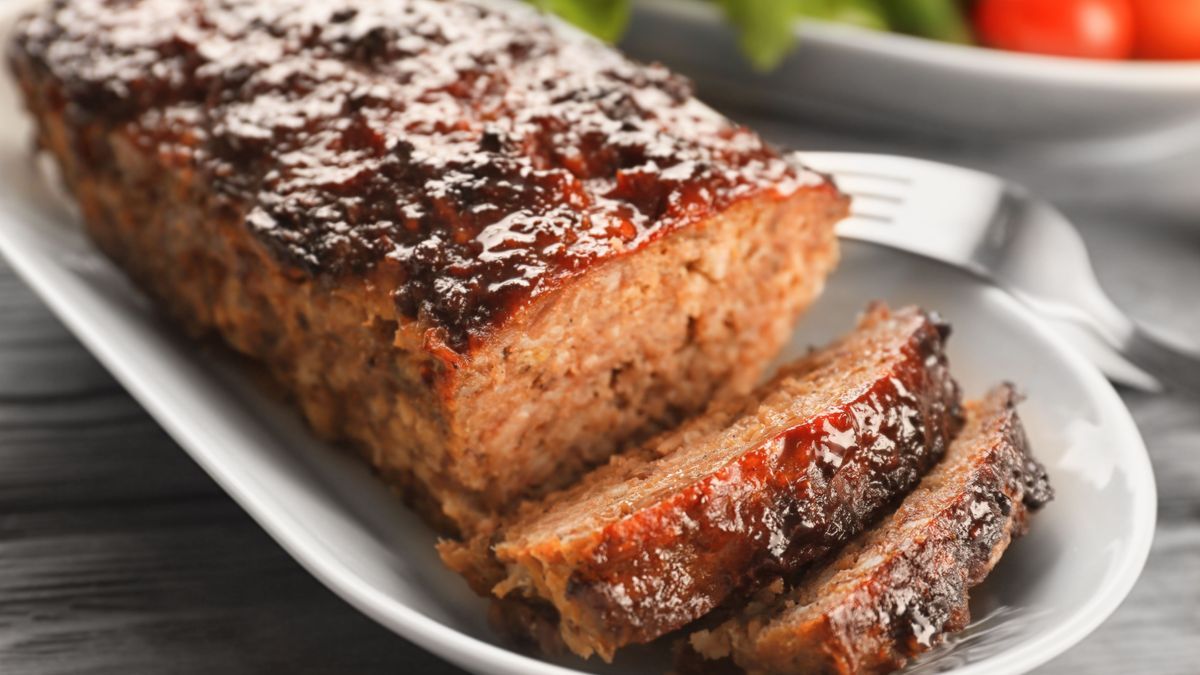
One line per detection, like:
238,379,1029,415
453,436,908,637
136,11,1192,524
0,213,1197,672
0,261,468,675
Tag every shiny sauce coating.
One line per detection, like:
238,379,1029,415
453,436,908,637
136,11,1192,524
562,315,962,650
12,0,829,351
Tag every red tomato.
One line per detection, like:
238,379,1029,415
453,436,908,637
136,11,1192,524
973,0,1136,59
1132,0,1200,60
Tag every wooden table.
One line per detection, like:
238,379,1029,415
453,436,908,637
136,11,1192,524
2,139,1198,673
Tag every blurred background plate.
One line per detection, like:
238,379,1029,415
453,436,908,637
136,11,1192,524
622,0,1200,223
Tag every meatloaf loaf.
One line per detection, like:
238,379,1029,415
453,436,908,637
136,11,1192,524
441,305,964,661
687,385,1053,675
8,0,846,533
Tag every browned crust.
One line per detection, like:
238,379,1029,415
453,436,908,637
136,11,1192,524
7,0,842,353
446,306,964,661
688,385,1053,675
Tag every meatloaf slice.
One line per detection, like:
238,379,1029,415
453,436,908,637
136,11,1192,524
688,385,1053,675
442,305,963,661
8,0,845,534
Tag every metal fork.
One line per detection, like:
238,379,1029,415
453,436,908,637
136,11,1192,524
797,151,1200,397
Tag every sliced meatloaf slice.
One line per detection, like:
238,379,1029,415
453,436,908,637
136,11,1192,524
8,0,845,535
688,384,1053,675
441,304,963,661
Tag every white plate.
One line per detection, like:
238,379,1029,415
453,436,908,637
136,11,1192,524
623,0,1200,143
0,6,1155,675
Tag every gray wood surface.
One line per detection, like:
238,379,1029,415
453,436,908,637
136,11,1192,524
2,123,1198,672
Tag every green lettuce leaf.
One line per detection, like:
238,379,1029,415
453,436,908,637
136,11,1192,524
533,0,632,43
717,0,797,70
534,0,903,69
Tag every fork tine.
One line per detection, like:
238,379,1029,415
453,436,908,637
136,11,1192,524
794,151,914,220
841,189,904,204
836,214,908,246
802,151,1007,263
825,169,912,185
827,178,908,223
829,175,909,203
846,205,897,223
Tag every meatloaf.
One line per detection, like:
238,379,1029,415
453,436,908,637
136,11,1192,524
688,385,1053,675
8,0,845,533
441,305,964,661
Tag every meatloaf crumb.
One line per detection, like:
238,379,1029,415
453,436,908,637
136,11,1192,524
8,0,845,534
688,385,1052,675
442,305,963,661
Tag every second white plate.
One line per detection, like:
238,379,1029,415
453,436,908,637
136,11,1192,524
623,0,1200,143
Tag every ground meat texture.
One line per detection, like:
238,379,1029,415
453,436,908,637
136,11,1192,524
442,305,964,661
687,385,1052,675
7,0,845,534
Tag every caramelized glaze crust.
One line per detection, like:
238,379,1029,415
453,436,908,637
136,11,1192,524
11,0,829,350
10,0,844,536
688,385,1052,675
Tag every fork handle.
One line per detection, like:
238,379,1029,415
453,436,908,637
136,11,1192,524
1014,285,1200,397
1117,324,1200,399
1063,295,1200,397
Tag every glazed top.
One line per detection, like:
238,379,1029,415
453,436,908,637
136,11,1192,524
12,0,830,351
702,385,1052,673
